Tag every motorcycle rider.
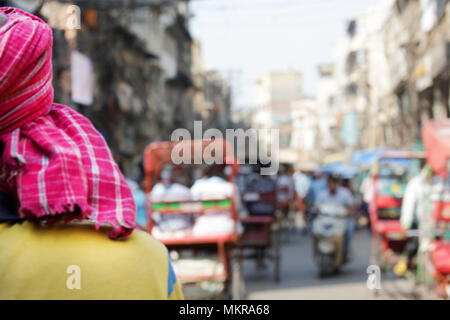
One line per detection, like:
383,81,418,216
315,174,356,261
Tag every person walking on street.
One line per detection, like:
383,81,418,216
394,161,427,276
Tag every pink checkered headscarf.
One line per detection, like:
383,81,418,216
0,7,136,239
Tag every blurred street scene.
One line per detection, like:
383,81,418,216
1,0,449,301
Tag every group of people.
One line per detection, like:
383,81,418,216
140,164,242,239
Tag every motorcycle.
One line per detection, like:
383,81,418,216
312,203,349,277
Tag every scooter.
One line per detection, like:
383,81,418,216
312,204,348,277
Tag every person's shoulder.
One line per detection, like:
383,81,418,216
130,229,168,256
0,223,173,299
112,230,170,274
1,222,170,271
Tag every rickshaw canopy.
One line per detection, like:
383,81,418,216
371,151,425,178
317,162,359,179
422,119,450,179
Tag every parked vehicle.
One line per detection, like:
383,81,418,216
312,203,348,277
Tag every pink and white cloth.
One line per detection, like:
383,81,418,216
0,7,136,239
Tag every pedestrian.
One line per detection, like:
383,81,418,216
293,168,311,212
0,8,182,300
303,172,327,232
359,171,375,227
394,160,427,275
277,164,296,216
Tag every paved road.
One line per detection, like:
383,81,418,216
243,225,423,300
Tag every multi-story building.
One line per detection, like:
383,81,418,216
290,98,319,164
191,41,232,132
255,71,303,120
252,71,302,160
380,0,423,148
331,0,449,151
374,0,449,149
316,64,339,155
414,0,450,129
334,9,373,151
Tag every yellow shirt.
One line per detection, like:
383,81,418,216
0,221,183,300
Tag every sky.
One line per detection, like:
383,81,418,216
190,0,378,109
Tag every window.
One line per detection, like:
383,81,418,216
346,83,359,96
395,0,409,13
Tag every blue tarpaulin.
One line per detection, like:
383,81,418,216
351,148,397,166
317,162,359,179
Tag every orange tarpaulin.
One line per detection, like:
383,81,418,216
422,120,450,179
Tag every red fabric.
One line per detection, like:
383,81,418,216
0,8,135,239
422,120,450,179
432,241,450,275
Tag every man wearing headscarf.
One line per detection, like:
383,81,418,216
0,7,182,300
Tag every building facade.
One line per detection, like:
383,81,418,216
331,0,449,152
5,0,234,178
